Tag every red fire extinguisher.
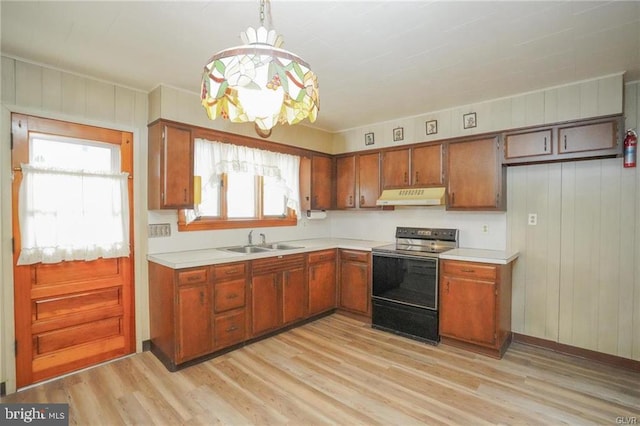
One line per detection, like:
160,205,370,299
624,129,637,168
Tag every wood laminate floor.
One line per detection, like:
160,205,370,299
2,314,639,425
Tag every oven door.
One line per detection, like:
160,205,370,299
372,252,438,310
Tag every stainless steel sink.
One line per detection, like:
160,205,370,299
265,243,303,250
220,243,303,254
222,245,271,254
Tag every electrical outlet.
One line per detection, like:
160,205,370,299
528,213,537,226
149,223,171,238
481,224,489,233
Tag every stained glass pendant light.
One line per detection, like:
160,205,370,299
201,0,319,138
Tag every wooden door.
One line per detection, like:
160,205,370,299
358,152,380,208
382,148,410,188
308,260,337,315
282,268,306,325
411,144,443,186
177,284,212,362
251,273,280,335
336,155,356,208
440,277,496,345
11,114,135,388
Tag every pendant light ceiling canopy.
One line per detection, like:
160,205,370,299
201,0,319,138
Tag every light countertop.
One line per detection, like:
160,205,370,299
147,238,390,269
439,248,519,265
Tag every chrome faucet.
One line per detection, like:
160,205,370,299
259,233,266,246
247,230,253,246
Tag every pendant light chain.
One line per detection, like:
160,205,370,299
259,0,273,30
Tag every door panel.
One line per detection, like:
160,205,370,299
11,113,135,388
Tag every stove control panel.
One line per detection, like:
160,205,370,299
395,227,458,242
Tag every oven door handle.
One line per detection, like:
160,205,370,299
373,252,438,263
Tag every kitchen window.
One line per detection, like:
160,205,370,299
178,139,300,230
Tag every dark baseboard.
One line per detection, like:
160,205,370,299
1,381,5,397
512,333,640,372
142,339,151,352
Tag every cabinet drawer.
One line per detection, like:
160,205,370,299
214,279,246,313
177,268,208,285
308,249,336,264
213,262,246,280
441,261,497,281
214,310,246,349
340,249,369,263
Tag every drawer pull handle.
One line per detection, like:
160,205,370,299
187,275,201,281
460,268,475,273
226,293,238,299
226,325,238,332
225,269,238,275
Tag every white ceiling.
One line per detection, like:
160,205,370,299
2,1,640,133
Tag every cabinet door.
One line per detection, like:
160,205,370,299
251,273,280,335
382,148,410,189
439,277,496,345
282,267,306,324
504,129,552,160
411,144,443,186
558,121,617,154
176,284,211,362
339,253,370,315
336,155,356,209
148,122,194,210
308,260,337,315
311,155,333,210
358,152,380,208
447,137,503,210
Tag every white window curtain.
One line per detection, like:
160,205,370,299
17,164,130,265
187,139,300,221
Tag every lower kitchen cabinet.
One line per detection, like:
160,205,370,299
439,259,513,358
308,249,337,316
338,249,371,318
250,254,307,337
176,281,212,362
148,261,248,370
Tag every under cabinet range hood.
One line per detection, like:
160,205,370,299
376,187,446,206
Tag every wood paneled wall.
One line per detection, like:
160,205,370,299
508,154,640,361
0,56,149,393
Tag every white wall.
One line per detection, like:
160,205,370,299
507,81,640,360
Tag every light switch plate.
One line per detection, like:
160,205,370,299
149,223,171,238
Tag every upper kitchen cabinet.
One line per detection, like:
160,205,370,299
411,144,445,186
358,152,381,208
447,136,505,211
310,155,334,210
335,152,381,209
503,115,622,165
148,120,194,210
336,155,356,209
382,143,444,189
